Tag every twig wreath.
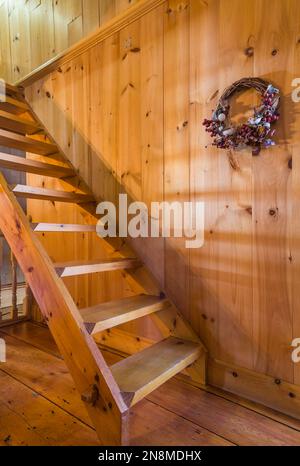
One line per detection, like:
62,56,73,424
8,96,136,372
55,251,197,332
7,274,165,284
203,77,280,155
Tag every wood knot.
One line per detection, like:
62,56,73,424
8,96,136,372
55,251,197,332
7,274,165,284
269,207,278,217
4,435,11,444
271,48,278,56
244,46,254,57
232,372,238,378
81,385,99,406
177,120,189,131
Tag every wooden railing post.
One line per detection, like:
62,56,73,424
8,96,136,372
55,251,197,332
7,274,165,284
0,237,3,321
23,282,33,319
10,249,18,320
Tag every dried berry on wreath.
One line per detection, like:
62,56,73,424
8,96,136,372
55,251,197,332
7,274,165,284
203,77,280,156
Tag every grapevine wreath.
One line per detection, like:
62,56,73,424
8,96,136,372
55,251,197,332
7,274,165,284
203,77,280,155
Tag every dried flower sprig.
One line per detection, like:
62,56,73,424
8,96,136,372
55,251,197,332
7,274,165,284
203,77,280,155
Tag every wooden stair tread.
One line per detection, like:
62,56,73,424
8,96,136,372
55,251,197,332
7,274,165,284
81,295,170,334
0,95,29,114
0,110,41,134
0,153,74,178
0,129,57,155
111,337,202,407
54,258,141,277
10,184,94,203
32,223,97,232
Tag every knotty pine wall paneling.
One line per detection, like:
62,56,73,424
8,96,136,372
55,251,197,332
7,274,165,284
19,0,300,414
0,0,140,82
0,1,12,82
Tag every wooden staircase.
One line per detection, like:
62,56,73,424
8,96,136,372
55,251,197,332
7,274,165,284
0,83,207,445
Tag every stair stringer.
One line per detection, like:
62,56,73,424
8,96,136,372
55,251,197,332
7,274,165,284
0,171,129,446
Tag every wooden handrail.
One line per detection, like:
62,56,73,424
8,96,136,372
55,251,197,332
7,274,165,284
16,0,166,88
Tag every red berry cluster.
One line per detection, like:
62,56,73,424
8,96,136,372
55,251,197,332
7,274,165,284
203,119,222,137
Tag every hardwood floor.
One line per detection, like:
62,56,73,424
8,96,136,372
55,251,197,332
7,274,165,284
0,322,300,446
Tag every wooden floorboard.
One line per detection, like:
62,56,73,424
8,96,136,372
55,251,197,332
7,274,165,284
0,371,98,446
148,379,300,446
1,321,60,357
0,324,230,446
0,322,300,446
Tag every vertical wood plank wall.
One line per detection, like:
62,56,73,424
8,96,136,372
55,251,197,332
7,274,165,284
0,0,139,83
2,0,300,409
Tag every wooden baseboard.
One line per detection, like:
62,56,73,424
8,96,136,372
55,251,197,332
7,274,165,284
0,316,29,328
208,359,300,421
